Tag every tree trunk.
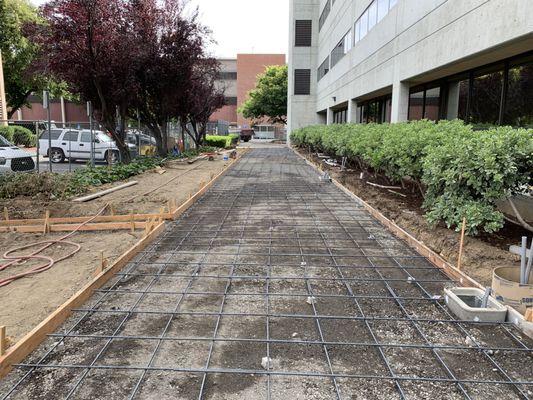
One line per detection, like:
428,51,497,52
159,121,169,157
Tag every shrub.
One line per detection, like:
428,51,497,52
0,126,15,143
205,135,236,148
12,126,37,147
290,120,533,235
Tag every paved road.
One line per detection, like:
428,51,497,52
0,146,531,399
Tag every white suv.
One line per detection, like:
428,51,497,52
39,129,121,164
0,134,36,173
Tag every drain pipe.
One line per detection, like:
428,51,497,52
520,236,527,284
525,237,533,284
480,287,492,308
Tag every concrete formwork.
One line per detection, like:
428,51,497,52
0,147,531,400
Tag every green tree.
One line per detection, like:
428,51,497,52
0,0,56,118
238,65,287,124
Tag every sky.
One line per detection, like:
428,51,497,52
30,0,289,59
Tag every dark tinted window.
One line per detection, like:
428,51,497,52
219,72,237,80
80,132,92,143
319,1,330,31
63,131,79,141
504,58,533,127
225,97,238,106
40,130,63,140
294,69,311,95
318,57,330,81
295,20,312,47
470,69,503,125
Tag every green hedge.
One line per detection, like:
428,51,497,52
0,126,14,143
291,120,533,235
205,134,238,149
0,126,37,147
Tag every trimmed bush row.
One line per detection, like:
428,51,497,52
0,125,37,147
205,134,239,149
291,120,533,235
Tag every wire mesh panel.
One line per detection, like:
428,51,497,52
0,147,531,400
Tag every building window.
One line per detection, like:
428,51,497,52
354,0,397,45
470,67,504,126
294,69,311,95
360,95,392,123
424,87,441,121
219,72,237,80
225,97,238,106
333,107,348,124
443,52,533,127
408,85,443,121
318,57,330,81
319,0,331,31
295,20,312,47
504,55,533,126
331,30,352,68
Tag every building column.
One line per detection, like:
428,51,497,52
446,81,460,120
391,81,410,122
347,99,358,123
326,108,334,125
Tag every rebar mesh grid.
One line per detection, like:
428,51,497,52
1,147,532,400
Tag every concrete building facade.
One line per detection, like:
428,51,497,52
288,0,533,133
211,53,286,129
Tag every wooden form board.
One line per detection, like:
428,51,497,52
293,149,483,290
0,221,151,234
0,213,173,227
0,149,248,378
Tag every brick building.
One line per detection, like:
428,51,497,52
211,53,286,130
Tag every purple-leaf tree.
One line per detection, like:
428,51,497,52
33,0,136,162
180,57,226,149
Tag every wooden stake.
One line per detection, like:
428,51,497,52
130,212,135,233
43,210,50,234
159,207,165,223
100,251,107,270
110,204,115,216
525,308,533,323
457,217,467,270
0,326,5,356
167,200,172,214
3,207,8,222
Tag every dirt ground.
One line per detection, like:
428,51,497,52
300,150,523,287
0,155,234,219
0,153,238,348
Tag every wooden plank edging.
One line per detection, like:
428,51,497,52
292,148,483,290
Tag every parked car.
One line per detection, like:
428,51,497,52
239,128,254,142
0,134,36,173
39,129,123,164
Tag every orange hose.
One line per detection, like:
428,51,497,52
0,205,109,288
